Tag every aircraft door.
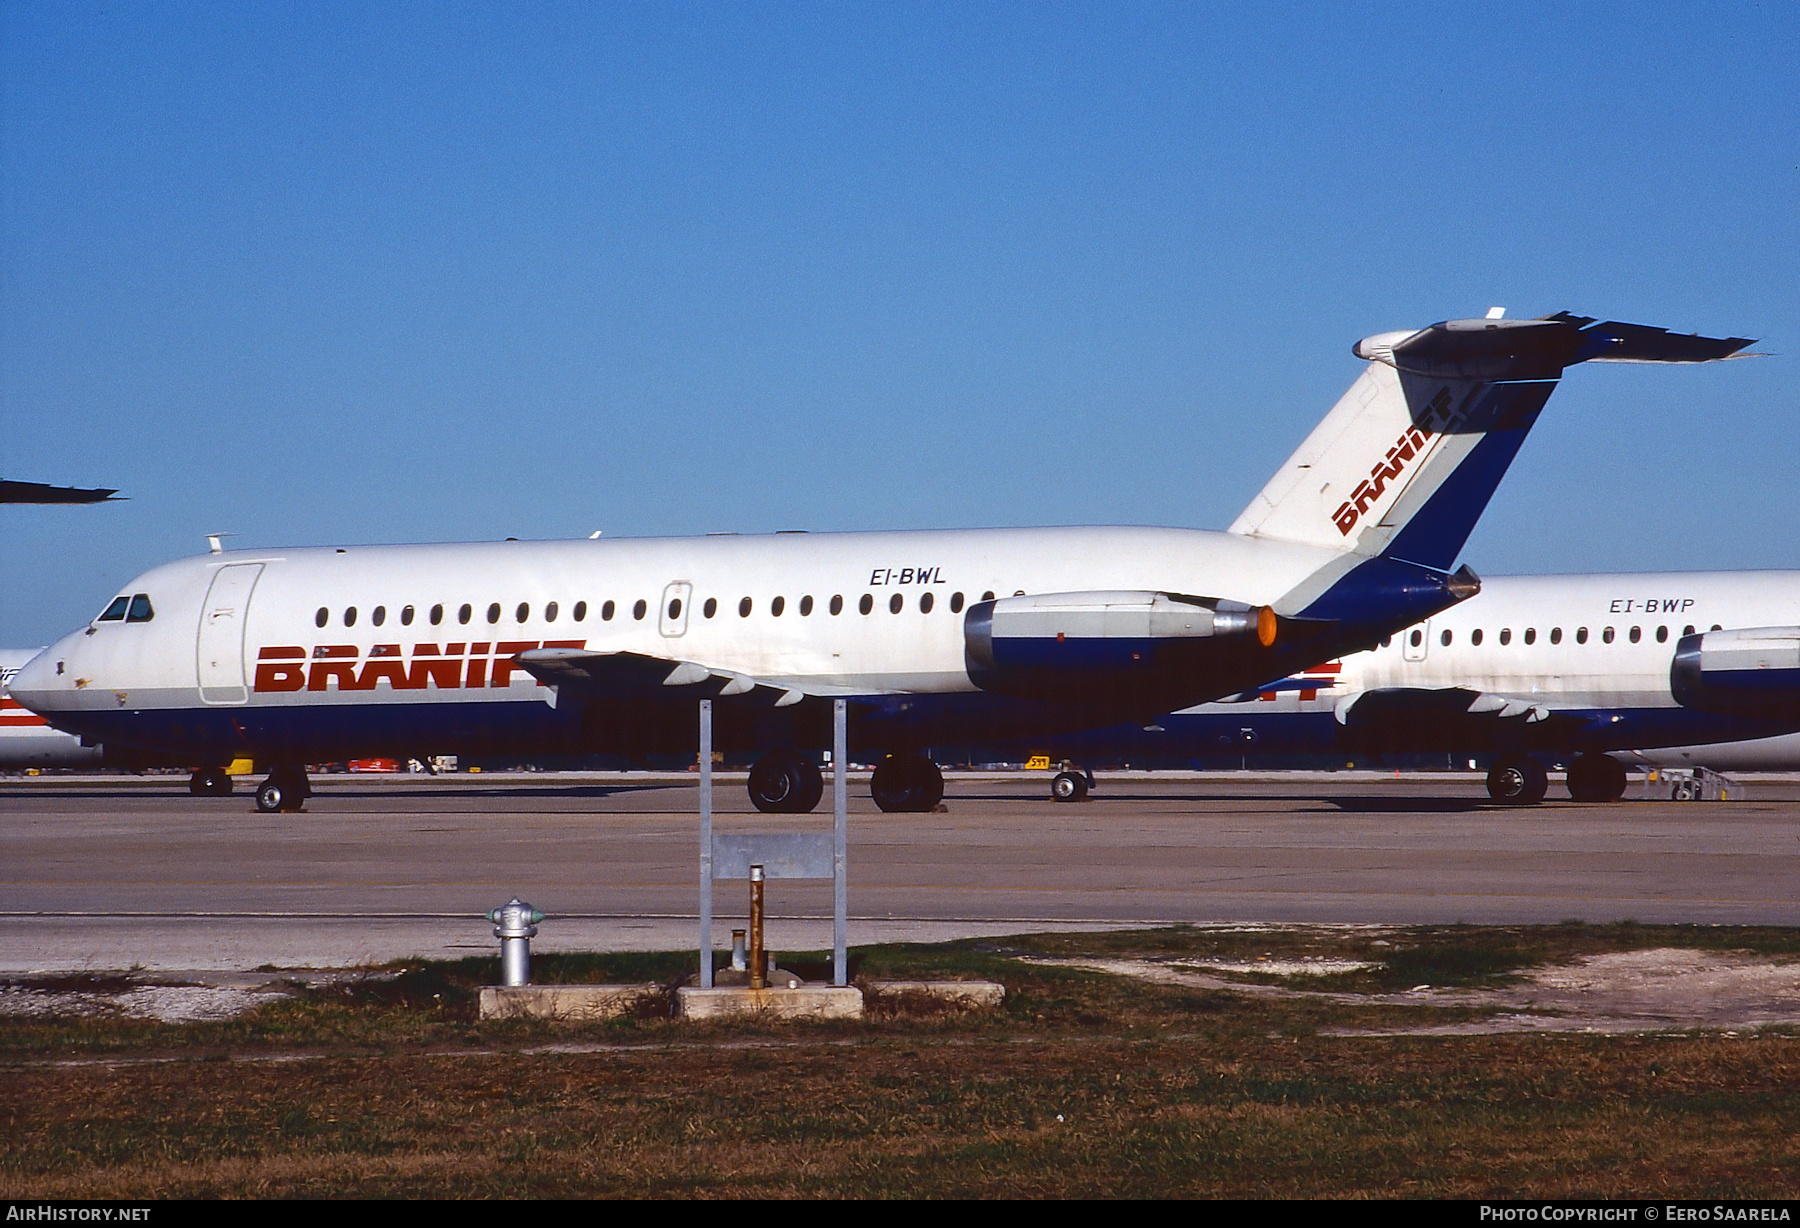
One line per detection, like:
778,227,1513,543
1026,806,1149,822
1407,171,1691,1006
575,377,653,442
1402,620,1430,663
196,563,265,704
659,581,693,638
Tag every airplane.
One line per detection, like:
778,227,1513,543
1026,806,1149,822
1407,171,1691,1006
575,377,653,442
8,311,1751,814
0,480,121,504
0,649,105,769
1026,571,1800,805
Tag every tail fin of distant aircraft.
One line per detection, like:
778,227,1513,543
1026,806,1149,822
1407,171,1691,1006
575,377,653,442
1229,312,1753,572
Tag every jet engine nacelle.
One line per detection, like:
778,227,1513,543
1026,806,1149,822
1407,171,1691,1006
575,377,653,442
963,590,1272,708
1670,627,1800,721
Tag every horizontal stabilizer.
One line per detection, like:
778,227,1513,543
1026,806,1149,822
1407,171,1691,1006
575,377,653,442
1230,311,1753,571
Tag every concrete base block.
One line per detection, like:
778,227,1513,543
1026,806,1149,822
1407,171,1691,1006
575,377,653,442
676,984,865,1021
867,980,1006,1008
479,983,662,1021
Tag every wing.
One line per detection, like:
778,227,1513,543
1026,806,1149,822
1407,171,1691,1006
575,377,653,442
514,646,830,710
1329,686,1593,751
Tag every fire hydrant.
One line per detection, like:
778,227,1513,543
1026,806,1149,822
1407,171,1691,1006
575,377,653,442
487,897,544,986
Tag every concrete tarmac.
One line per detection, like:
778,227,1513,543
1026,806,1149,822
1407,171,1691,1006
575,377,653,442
3,770,1798,973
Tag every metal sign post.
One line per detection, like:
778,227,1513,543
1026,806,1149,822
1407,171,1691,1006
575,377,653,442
833,698,847,986
698,698,714,989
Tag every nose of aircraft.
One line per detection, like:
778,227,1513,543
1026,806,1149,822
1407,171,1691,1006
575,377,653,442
8,642,71,714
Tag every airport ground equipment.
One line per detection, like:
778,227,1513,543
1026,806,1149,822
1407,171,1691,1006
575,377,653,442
1643,766,1745,802
488,898,543,987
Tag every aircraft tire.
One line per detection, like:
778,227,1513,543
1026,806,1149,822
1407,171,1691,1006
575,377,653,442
1567,753,1628,802
747,752,823,814
190,767,232,797
870,754,944,813
1051,771,1088,803
1486,757,1548,806
255,767,311,814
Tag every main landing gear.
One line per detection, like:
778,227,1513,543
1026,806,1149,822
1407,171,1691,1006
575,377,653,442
1565,753,1629,803
1485,756,1548,806
254,765,312,813
870,753,945,813
747,752,824,814
188,767,233,797
745,750,945,814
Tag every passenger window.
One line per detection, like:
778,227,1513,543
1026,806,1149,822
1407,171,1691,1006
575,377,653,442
771,596,785,617
703,598,717,619
545,602,558,622
315,606,329,629
1576,627,1588,644
372,606,386,627
739,597,752,618
401,606,414,626
99,596,130,622
573,601,587,621
1409,630,1422,647
799,595,813,616
602,601,615,621
430,604,443,626
633,599,648,621
1628,626,1640,643
1524,628,1536,645
1499,628,1511,645
950,592,964,614
1656,626,1668,643
1683,624,1695,636
1712,624,1722,632
345,607,358,627
1380,635,1392,648
1440,629,1452,647
459,604,473,625
668,598,682,620
890,593,904,614
1550,628,1562,644
484,604,499,624
516,603,530,623
860,594,874,615
920,592,935,614
1470,628,1482,646
1601,626,1614,644
982,591,996,602
830,595,843,615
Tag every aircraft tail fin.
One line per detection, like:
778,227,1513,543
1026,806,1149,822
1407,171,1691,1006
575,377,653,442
1227,312,1753,572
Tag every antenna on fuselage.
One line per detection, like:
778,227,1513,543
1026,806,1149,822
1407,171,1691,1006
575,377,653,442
206,532,238,554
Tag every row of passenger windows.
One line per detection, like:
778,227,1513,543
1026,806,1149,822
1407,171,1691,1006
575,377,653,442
1383,623,1723,650
314,590,1003,629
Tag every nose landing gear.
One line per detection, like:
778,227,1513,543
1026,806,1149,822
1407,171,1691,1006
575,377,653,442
254,766,312,813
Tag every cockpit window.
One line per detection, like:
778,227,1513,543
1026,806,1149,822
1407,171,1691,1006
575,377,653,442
98,596,130,622
126,594,154,623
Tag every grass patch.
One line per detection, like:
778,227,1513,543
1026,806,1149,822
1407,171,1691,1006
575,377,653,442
5,924,1800,1196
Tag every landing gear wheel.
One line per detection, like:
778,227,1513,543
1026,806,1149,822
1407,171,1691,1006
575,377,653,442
870,754,945,813
1486,757,1548,806
747,752,824,814
1051,771,1088,802
1566,753,1628,802
255,767,311,814
189,767,232,797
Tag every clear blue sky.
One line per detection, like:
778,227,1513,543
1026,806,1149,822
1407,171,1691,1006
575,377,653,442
3,2,1796,645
